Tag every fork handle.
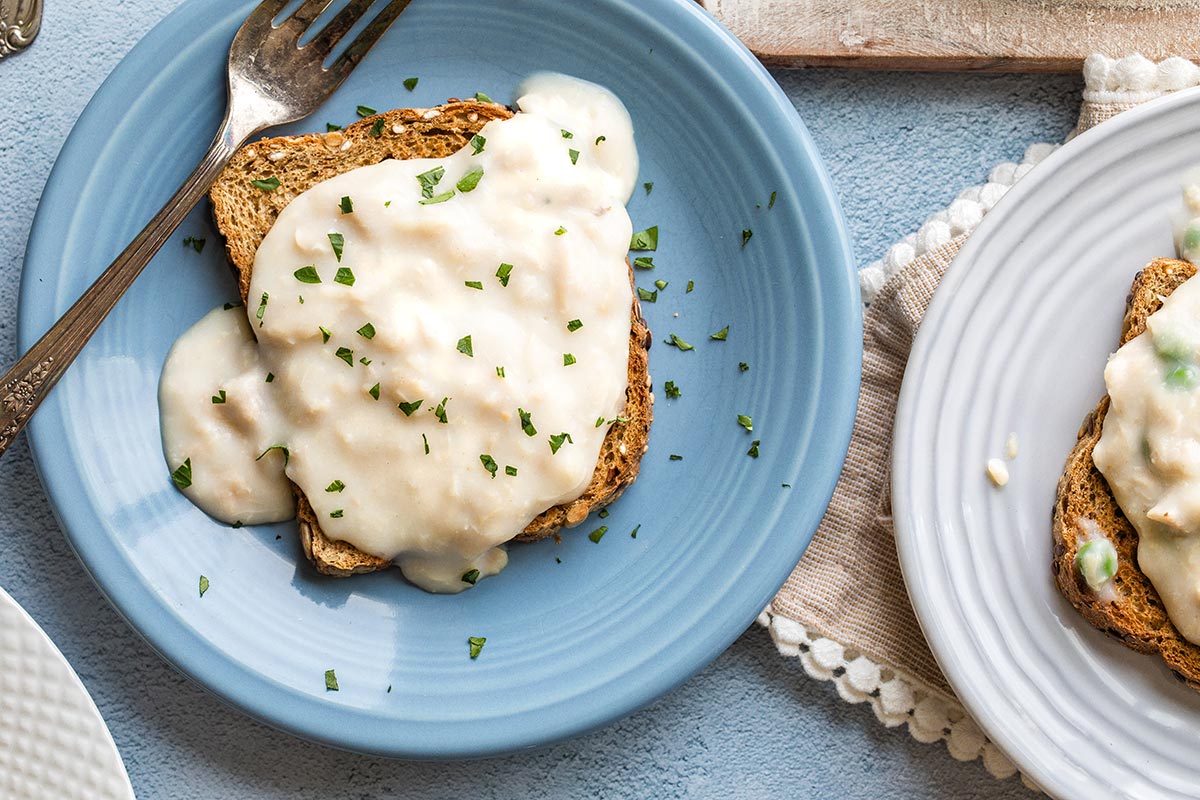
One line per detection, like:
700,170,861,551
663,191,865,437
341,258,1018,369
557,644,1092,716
0,123,241,457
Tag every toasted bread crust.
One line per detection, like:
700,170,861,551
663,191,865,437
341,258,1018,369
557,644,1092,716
1053,257,1200,689
209,101,653,577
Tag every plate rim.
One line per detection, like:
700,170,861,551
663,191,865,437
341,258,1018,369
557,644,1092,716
0,585,135,798
19,0,861,758
892,84,1200,798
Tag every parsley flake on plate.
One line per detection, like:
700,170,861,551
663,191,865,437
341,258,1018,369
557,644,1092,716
566,319,583,332
339,196,354,214
711,326,729,341
368,383,380,400
326,480,345,493
737,414,753,432
462,569,480,585
211,389,226,404
369,118,385,138
334,347,354,366
665,333,693,351
357,323,375,339
470,134,486,155
198,575,209,597
325,669,339,691
403,77,419,91
496,262,513,286
456,166,484,193
398,399,423,416
588,525,608,543
664,381,680,398
183,236,205,253
549,432,573,454
170,458,192,489
256,445,290,466
356,104,376,117
251,176,280,192
334,267,355,286
456,335,473,357
468,636,487,659
629,226,658,251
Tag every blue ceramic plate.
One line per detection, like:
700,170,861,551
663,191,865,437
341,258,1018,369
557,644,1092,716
20,0,858,757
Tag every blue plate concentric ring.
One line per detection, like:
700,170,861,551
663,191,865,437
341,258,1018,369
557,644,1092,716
19,0,859,757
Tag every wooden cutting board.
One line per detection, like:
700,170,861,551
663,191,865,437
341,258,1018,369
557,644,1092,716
698,0,1198,71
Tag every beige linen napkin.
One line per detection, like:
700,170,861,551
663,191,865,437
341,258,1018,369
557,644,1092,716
759,54,1200,781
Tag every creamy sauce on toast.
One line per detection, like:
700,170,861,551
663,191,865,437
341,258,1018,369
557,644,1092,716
159,74,638,593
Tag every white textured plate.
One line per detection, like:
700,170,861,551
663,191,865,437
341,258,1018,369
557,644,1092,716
894,86,1200,799
0,587,133,800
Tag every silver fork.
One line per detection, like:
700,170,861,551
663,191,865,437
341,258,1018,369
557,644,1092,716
0,0,411,457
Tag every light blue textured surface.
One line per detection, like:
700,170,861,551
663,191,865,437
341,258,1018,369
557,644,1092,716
0,1,1079,796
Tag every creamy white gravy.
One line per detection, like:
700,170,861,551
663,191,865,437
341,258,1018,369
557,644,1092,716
159,73,638,593
1094,273,1200,641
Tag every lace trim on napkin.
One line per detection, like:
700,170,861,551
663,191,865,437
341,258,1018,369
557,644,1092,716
858,142,1057,304
760,610,1043,790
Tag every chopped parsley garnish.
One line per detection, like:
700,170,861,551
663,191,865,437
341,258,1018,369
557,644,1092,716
555,226,567,236
711,326,729,341
199,575,209,597
737,414,754,432
588,525,608,543
496,263,513,286
595,416,606,428
505,465,518,477
595,135,606,144
183,236,205,253
562,353,576,366
256,445,290,466
294,265,321,284
462,569,480,585
655,279,668,291
170,458,192,489
357,323,375,339
434,397,450,424
665,333,693,351
369,118,385,137
326,480,346,493
359,357,371,366
496,366,506,378
470,134,486,155
739,362,749,372
456,166,484,193
599,509,609,519
339,196,354,214
747,440,761,458
265,372,275,383
548,432,573,454
256,292,269,323
741,229,753,247
398,399,423,416
456,335,474,357
251,176,280,192
325,669,339,691
422,433,430,454
480,454,499,479
468,636,486,659
356,104,376,117
334,267,355,286
223,301,241,311
475,91,494,103
465,280,484,290
420,190,456,205
644,182,654,195
403,76,419,91
669,454,683,461
561,129,574,139
769,190,777,209
334,347,354,366
664,381,680,398
568,148,580,165
319,326,332,343
299,296,305,304
567,319,583,332
211,389,227,404
633,257,655,270
782,483,791,489
330,509,344,518
636,287,657,303
518,408,537,437
328,232,345,261
687,280,694,293
416,166,445,199
368,383,380,400
629,226,658,251
326,122,342,131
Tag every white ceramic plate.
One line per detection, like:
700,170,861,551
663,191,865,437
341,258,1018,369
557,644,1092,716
0,586,133,800
894,86,1200,799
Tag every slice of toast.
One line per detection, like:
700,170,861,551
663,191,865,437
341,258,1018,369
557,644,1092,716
1053,257,1200,689
208,101,653,576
